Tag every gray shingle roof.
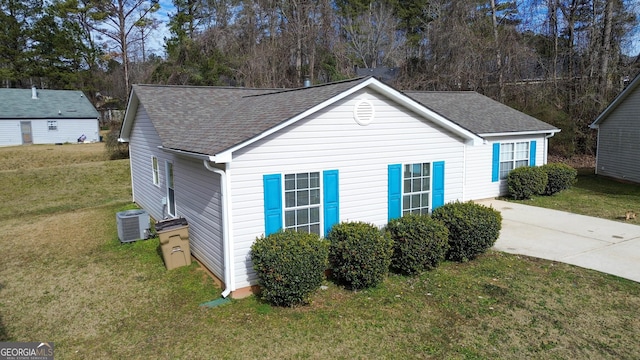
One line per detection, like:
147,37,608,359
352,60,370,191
129,77,558,156
132,77,371,155
0,88,98,119
404,91,558,135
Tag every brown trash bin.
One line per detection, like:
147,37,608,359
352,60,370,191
156,218,191,270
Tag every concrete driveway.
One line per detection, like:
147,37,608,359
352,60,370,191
476,199,640,283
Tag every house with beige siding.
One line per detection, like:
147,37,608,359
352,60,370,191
0,87,99,146
590,73,640,183
119,77,559,298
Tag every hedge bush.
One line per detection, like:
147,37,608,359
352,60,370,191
386,214,449,275
251,230,328,307
432,201,502,262
541,163,577,195
327,221,393,290
507,166,548,200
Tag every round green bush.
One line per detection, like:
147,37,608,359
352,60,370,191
431,201,502,262
386,214,449,275
251,230,328,307
327,221,393,290
507,166,548,200
541,163,577,195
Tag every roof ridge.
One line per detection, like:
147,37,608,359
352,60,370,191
404,90,477,94
134,84,281,91
241,76,371,98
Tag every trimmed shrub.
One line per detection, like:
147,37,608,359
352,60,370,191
251,230,328,307
327,221,393,290
542,163,577,195
507,166,548,200
386,214,449,275
432,201,502,262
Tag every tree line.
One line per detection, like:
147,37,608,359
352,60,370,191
1,0,639,155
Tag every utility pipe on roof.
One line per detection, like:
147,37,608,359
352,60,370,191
203,160,234,298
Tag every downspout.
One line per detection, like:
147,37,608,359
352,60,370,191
544,132,555,165
203,160,234,298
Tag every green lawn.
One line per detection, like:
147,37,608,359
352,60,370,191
507,169,640,223
0,145,639,359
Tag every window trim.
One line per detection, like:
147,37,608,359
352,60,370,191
283,171,322,235
165,161,176,217
151,156,159,186
499,141,530,180
401,162,432,216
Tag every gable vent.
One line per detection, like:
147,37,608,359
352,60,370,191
354,99,375,126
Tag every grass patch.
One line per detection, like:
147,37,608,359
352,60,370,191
508,168,640,223
0,146,639,359
0,143,108,171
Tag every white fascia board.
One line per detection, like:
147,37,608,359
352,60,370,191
118,90,139,143
479,129,560,138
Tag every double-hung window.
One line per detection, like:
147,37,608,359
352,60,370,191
284,172,321,235
263,170,339,237
47,121,57,131
403,163,431,215
499,142,529,179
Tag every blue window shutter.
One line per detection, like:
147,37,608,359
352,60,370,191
492,143,500,182
263,174,282,236
388,164,402,221
432,161,445,209
323,170,339,236
530,140,537,166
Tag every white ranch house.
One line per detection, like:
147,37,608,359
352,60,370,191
0,87,99,146
120,77,559,298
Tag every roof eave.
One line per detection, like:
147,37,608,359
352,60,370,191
118,89,139,143
479,129,561,138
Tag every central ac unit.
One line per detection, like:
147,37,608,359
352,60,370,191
116,209,150,243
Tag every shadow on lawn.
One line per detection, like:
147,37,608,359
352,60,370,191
0,283,9,341
573,168,640,197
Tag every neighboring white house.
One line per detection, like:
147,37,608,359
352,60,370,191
0,87,99,146
590,72,640,183
119,77,560,298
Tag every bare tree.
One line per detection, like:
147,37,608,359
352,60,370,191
88,0,160,98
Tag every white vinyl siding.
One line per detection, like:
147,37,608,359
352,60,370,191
229,89,467,288
0,118,99,146
173,158,225,280
129,105,225,280
464,135,549,200
128,104,168,221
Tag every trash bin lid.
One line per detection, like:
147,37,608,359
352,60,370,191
155,217,188,232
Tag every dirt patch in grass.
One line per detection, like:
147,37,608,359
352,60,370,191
548,154,595,169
